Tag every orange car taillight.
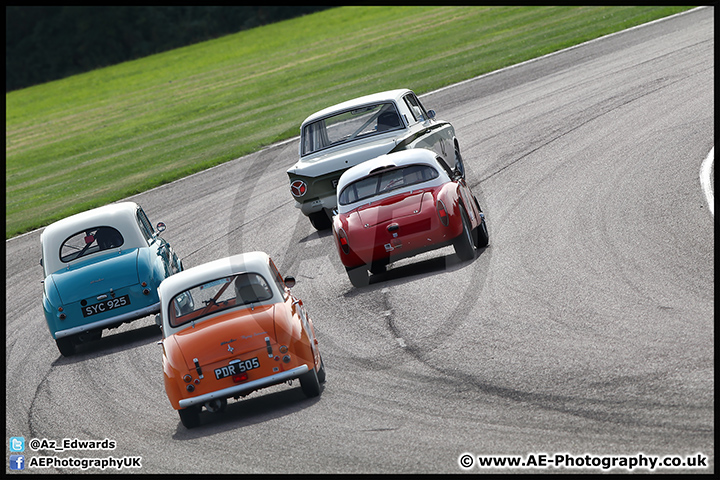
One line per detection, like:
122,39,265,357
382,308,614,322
437,200,449,226
183,374,199,391
338,228,350,254
232,372,249,383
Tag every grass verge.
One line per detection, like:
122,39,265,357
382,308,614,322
6,6,694,238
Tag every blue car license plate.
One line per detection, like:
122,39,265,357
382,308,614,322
214,357,260,380
82,295,130,317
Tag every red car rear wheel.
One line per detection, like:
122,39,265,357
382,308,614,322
453,205,475,261
346,266,369,288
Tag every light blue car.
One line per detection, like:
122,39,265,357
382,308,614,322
40,202,183,356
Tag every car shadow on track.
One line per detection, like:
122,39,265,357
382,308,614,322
171,383,324,439
50,321,162,365
298,227,334,243
343,245,489,296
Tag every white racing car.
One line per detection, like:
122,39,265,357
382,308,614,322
287,88,466,230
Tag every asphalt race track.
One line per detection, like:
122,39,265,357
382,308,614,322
5,7,714,474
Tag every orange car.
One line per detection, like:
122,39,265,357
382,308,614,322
157,252,325,428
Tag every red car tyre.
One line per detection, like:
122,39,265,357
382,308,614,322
346,266,369,288
453,204,475,261
475,214,489,249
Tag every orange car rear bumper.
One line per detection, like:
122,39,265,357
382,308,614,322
177,364,309,409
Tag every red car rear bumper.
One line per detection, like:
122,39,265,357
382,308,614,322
335,208,463,269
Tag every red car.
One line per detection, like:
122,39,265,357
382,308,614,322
332,149,488,287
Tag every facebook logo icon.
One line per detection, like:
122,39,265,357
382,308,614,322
10,455,25,471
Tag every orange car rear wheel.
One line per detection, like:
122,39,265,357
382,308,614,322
300,366,321,398
317,356,326,384
179,405,201,429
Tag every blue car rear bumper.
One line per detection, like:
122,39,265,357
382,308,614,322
54,302,160,339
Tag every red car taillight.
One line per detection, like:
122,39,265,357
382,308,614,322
338,227,350,254
437,200,449,226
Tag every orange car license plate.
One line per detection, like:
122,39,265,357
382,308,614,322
214,357,260,380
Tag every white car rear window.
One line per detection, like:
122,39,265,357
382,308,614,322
301,103,402,156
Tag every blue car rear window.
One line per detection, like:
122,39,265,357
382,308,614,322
60,226,124,262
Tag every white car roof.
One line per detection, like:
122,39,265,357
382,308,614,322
337,149,442,192
40,202,148,274
335,149,450,214
301,88,412,126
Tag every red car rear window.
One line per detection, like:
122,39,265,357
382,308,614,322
338,164,438,205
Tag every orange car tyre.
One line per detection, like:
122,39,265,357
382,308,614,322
346,266,369,288
178,405,201,429
317,356,326,384
453,204,475,262
300,366,321,398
